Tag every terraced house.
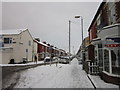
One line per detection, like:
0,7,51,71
87,1,120,85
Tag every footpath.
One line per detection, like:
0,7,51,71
77,58,119,89
87,72,119,89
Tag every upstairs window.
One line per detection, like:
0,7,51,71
4,38,12,44
29,40,31,46
101,4,109,27
115,1,120,23
108,2,116,24
110,5,116,24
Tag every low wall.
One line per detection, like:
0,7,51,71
2,62,55,79
100,71,120,86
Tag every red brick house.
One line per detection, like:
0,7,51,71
87,1,120,85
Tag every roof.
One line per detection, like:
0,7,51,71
34,40,48,47
102,23,120,30
92,37,101,41
59,49,66,52
0,29,27,35
39,42,48,47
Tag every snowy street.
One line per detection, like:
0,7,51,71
14,58,94,88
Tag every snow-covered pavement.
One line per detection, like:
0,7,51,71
88,74,119,88
14,58,94,88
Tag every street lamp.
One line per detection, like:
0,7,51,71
69,16,83,64
75,15,84,64
69,20,71,64
75,16,83,43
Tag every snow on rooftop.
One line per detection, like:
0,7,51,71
39,41,48,47
0,29,27,35
34,40,48,47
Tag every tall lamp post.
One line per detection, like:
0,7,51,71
69,20,71,64
75,15,84,62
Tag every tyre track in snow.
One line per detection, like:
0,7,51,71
14,58,95,88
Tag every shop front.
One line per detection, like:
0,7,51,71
103,37,120,75
96,24,120,85
101,37,120,85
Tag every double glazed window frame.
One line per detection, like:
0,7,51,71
4,37,12,44
103,47,120,75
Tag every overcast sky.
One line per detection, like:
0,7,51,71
2,1,102,54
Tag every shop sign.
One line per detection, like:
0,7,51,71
105,37,120,47
106,37,120,43
105,44,120,47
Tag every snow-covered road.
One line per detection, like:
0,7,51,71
14,58,94,88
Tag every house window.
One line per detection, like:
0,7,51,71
98,44,102,48
110,6,116,24
42,46,44,51
115,2,120,23
98,49,103,68
118,50,120,66
4,38,12,44
101,4,109,27
104,49,109,73
111,50,120,75
108,2,116,24
29,40,31,46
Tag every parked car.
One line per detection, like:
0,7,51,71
52,57,59,61
59,59,69,64
53,57,58,60
60,56,69,60
78,60,82,64
44,57,51,62
59,56,69,64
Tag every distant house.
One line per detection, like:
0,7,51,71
33,39,38,61
82,36,91,61
54,47,61,57
0,29,34,64
33,39,68,61
34,40,48,61
59,49,66,56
